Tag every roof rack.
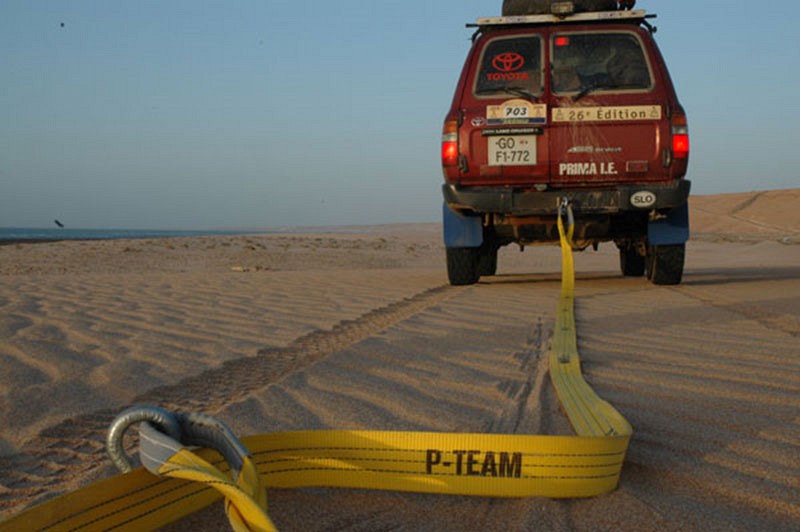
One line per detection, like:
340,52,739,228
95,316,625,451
469,9,653,28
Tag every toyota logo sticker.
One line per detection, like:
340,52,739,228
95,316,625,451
487,52,529,82
492,52,524,72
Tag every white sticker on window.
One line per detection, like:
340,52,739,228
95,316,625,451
552,105,661,123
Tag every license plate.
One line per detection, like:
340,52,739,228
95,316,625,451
488,135,537,166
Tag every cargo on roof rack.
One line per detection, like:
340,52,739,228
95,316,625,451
470,9,651,28
502,0,629,16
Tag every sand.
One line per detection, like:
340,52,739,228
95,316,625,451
0,190,798,530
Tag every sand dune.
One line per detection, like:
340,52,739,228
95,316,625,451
690,188,800,243
0,189,798,530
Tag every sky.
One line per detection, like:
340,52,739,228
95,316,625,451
1,0,799,230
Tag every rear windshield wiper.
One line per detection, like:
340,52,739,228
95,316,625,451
477,86,539,102
573,81,643,102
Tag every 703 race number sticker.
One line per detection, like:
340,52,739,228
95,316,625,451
487,99,547,125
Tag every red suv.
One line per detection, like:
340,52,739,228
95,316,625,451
441,1,690,285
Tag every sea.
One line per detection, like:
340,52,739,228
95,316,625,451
0,227,262,242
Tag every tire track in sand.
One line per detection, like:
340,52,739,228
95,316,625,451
0,284,457,518
671,285,800,338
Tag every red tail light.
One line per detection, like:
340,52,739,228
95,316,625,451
441,119,459,167
671,114,689,159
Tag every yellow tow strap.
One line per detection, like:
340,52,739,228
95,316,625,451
0,206,632,531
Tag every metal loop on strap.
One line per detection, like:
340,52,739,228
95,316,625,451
107,406,253,479
174,411,251,478
106,406,271,531
107,405,182,473
558,197,575,228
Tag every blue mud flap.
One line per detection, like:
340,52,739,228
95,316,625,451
442,204,483,248
648,202,690,245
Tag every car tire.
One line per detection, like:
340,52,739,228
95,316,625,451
647,244,685,285
619,245,645,277
446,247,481,286
502,0,618,16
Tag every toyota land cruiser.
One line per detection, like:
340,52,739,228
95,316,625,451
441,1,690,285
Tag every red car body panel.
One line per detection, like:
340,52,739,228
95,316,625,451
444,24,687,188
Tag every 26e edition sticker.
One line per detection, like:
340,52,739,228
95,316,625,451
553,105,662,123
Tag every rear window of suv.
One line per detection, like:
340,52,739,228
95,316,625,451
551,32,652,95
474,36,543,98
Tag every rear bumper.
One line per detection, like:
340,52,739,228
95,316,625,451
442,179,691,216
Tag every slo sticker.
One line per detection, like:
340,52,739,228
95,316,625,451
553,105,662,123
487,99,547,125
